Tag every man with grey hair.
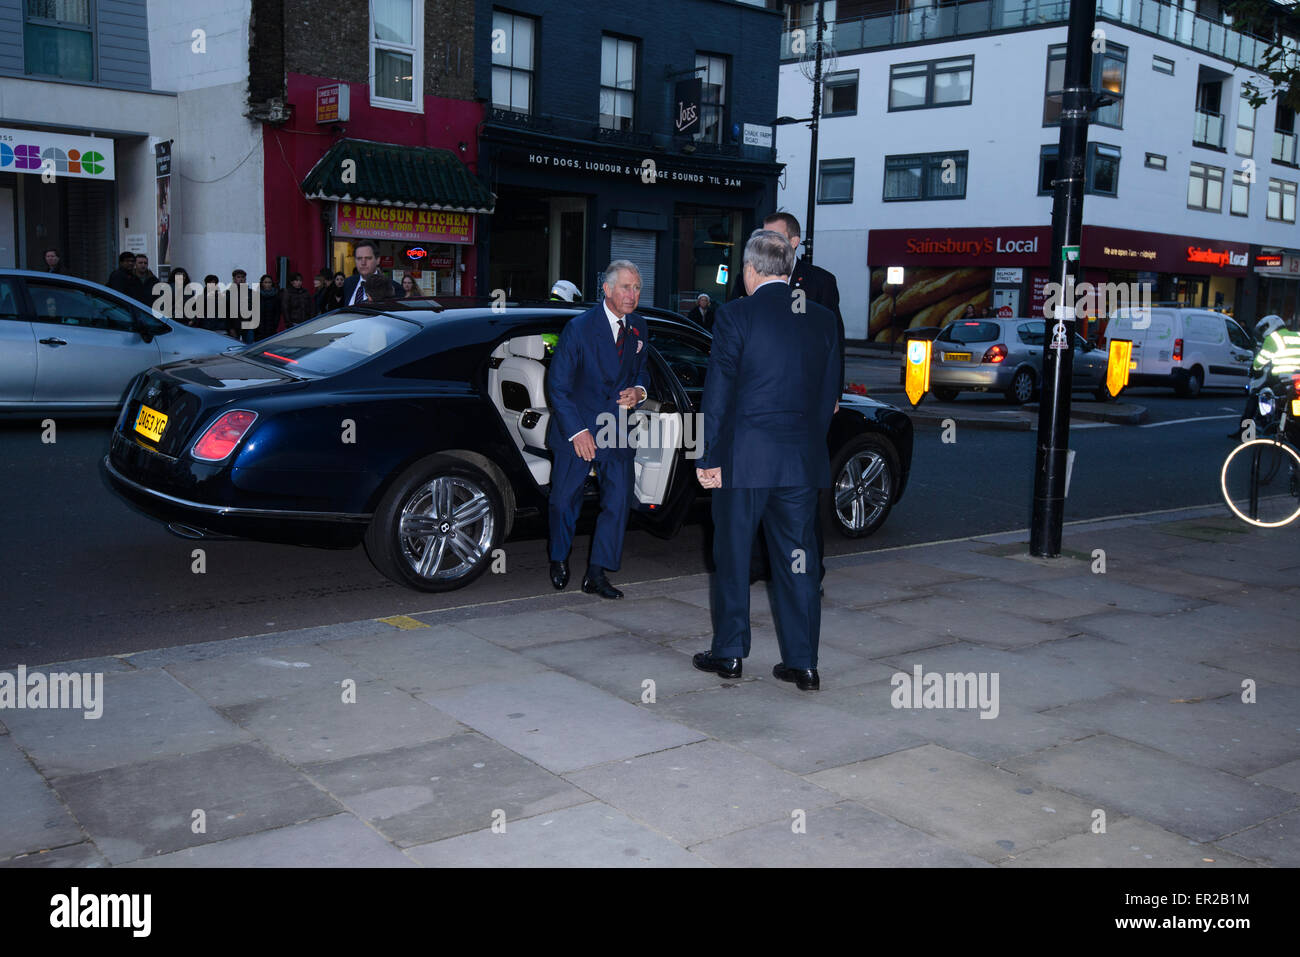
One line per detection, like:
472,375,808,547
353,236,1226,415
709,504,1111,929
545,260,650,599
693,230,840,691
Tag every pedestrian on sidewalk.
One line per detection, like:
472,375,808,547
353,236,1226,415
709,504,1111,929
318,270,345,313
281,272,316,328
107,251,140,300
132,254,159,307
693,230,840,692
256,274,282,340
43,248,67,274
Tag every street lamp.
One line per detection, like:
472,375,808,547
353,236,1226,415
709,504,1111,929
774,0,831,265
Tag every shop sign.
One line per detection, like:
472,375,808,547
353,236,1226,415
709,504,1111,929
869,226,1051,266
993,267,1023,284
316,84,350,124
674,78,701,135
510,146,749,190
742,124,773,148
1186,246,1248,268
0,127,115,180
336,203,474,244
1256,253,1300,275
1084,225,1249,275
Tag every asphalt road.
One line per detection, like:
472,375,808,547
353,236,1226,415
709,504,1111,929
0,378,1243,667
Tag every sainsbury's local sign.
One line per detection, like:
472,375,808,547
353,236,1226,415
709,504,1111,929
0,128,115,180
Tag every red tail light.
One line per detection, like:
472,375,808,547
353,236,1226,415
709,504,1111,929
1172,338,1183,362
192,410,257,461
981,344,1008,364
1292,374,1300,398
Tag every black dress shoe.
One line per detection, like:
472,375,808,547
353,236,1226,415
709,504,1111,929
772,663,820,691
581,571,623,599
693,652,742,679
550,559,569,590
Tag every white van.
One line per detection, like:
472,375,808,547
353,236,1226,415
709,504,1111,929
1104,307,1254,397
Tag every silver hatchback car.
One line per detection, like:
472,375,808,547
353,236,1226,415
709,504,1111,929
0,269,234,412
924,317,1114,405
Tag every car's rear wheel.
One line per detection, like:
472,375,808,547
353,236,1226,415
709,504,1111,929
365,454,504,591
1093,383,1118,402
824,435,898,538
1175,366,1204,398
1006,367,1035,405
933,386,959,402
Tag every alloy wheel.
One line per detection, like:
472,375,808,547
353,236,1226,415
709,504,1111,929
397,475,495,581
834,449,892,533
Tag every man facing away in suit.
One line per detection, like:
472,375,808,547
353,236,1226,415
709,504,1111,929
545,260,650,600
693,230,841,691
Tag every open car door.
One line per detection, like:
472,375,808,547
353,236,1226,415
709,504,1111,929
630,402,681,505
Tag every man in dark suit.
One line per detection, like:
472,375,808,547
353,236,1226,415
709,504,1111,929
342,239,401,305
763,212,844,393
687,294,716,330
693,230,841,691
545,260,650,599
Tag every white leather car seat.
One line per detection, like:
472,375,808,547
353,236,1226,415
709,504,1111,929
493,335,552,485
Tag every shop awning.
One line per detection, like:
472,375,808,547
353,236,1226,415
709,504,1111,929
301,138,495,214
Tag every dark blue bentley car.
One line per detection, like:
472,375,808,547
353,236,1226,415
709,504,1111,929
102,300,913,591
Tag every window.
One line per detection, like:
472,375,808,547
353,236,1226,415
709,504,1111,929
370,0,423,111
599,35,637,131
1017,321,1046,346
818,158,854,203
884,151,967,201
492,9,536,114
1268,178,1297,222
1153,55,1175,75
1044,42,1125,127
1039,144,1118,195
1236,91,1256,156
888,56,973,111
647,327,710,405
1275,104,1297,165
24,0,93,82
245,312,421,377
28,280,140,332
1231,169,1250,216
695,54,727,144
938,321,999,344
0,277,25,321
823,71,858,117
1146,152,1167,169
1188,161,1224,211
1227,319,1253,350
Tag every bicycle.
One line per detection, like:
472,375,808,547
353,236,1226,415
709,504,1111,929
1220,371,1300,528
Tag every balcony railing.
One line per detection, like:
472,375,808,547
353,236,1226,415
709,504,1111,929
1275,130,1298,165
1193,109,1224,148
780,0,1272,70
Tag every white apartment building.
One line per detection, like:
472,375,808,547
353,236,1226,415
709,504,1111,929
776,0,1300,341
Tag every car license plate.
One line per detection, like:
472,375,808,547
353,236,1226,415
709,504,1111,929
134,404,168,443
1129,361,1137,370
944,352,971,362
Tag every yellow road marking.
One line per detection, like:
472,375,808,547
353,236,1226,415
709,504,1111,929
377,615,430,630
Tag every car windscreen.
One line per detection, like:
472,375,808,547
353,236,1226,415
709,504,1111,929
938,321,1000,344
241,312,421,375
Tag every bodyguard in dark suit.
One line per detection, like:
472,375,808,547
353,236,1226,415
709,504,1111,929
546,260,650,599
694,231,841,691
342,239,401,304
763,212,845,394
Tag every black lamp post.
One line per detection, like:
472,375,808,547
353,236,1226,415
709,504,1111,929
773,0,829,265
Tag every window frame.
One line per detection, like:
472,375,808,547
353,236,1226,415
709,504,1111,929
491,8,537,115
598,33,638,131
888,55,974,112
1188,161,1225,212
1152,54,1175,75
883,150,968,203
1236,90,1257,157
26,277,143,333
1038,143,1119,196
817,157,855,204
1044,41,1126,129
24,0,96,83
694,52,729,145
823,69,859,118
1145,152,1167,169
1230,168,1251,216
369,0,424,113
1267,177,1298,223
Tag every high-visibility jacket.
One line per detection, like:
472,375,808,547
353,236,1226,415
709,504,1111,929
1253,328,1300,380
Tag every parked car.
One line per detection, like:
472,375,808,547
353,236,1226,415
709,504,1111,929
102,300,914,592
921,317,1114,405
1103,306,1253,397
0,269,233,412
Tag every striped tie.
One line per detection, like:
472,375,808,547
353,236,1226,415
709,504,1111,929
617,319,626,359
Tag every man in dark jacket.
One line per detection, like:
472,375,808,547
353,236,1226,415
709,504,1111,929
132,254,159,307
687,294,716,330
281,272,316,328
763,212,845,394
108,252,141,299
43,248,67,274
342,240,401,304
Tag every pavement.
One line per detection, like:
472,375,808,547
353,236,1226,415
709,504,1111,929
845,347,1149,430
2,502,1297,868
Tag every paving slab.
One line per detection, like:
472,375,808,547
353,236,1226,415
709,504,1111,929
935,579,1115,621
873,642,1122,712
1062,610,1283,661
421,670,704,774
815,605,959,659
221,680,465,765
1198,646,1300,688
165,643,377,708
1022,575,1208,616
1204,684,1300,735
327,624,550,694
54,742,342,865
1251,759,1300,793
1045,691,1297,776
901,542,1087,583
123,813,416,868
1013,635,1247,700
305,733,588,847
521,633,732,702
564,739,836,846
123,618,399,670
870,596,1081,649
2,669,248,778
0,735,84,861
405,801,708,867
577,597,715,642
690,800,991,867
1212,809,1300,867
1002,734,1299,843
450,608,623,649
808,744,1097,863
1102,564,1246,599
0,842,109,868
655,680,924,775
1151,551,1297,588
1000,816,1255,868
829,557,980,590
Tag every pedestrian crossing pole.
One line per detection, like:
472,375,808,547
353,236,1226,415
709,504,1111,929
1031,0,1096,557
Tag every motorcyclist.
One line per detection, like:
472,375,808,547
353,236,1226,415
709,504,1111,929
1231,315,1300,439
549,279,582,303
